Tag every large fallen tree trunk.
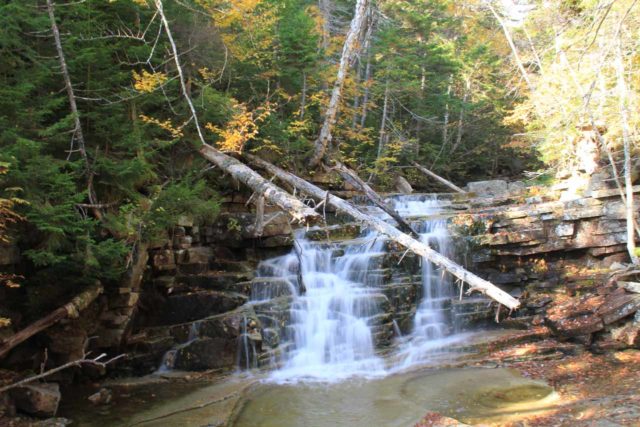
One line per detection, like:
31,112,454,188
0,283,103,360
154,0,320,226
331,161,419,237
245,154,520,310
199,145,320,224
411,161,466,194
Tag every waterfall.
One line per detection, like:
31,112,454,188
390,197,461,367
266,229,386,382
253,194,464,381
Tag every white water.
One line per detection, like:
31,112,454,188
267,230,387,382
255,195,462,382
390,198,459,368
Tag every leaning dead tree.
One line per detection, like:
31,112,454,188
0,283,103,360
46,0,100,216
245,153,520,310
154,0,320,225
331,161,419,237
411,162,466,194
308,0,371,168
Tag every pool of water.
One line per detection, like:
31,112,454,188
232,367,558,427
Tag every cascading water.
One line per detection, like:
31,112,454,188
389,197,465,367
251,194,466,381
264,229,387,382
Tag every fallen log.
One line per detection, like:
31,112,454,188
331,161,419,237
411,161,466,194
245,154,520,310
199,145,320,224
0,282,103,360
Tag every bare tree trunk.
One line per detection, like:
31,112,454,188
308,0,371,168
300,71,307,119
351,59,362,128
46,0,99,210
374,80,390,169
331,161,418,236
451,76,471,155
246,153,520,309
442,74,452,147
0,283,103,359
359,47,372,128
614,39,638,264
154,0,320,225
411,161,466,193
486,1,534,92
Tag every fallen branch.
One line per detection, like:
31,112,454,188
331,161,419,237
246,154,519,310
0,282,103,360
411,161,466,194
0,352,124,394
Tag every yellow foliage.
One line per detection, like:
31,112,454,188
139,114,184,138
132,70,167,93
206,102,271,153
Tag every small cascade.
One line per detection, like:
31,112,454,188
390,197,460,367
156,322,200,373
237,316,260,370
259,229,387,382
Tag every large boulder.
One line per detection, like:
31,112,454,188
161,290,248,325
10,383,61,418
467,180,508,196
174,337,237,370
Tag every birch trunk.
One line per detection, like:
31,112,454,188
154,0,320,225
245,153,519,310
308,0,370,167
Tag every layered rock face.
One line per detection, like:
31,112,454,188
459,176,640,351
105,174,640,374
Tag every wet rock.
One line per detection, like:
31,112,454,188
88,388,112,405
174,337,237,370
305,224,362,241
162,290,248,325
10,383,61,418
